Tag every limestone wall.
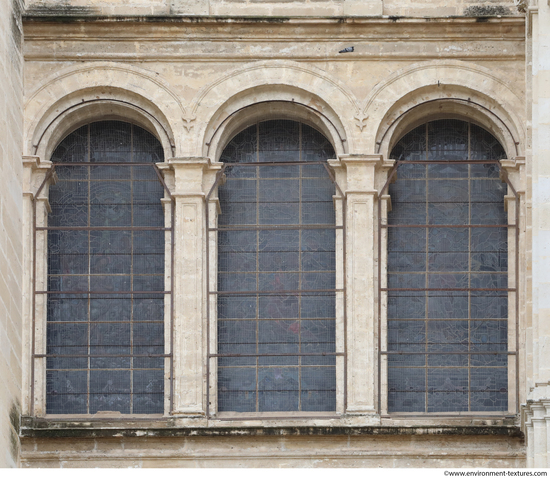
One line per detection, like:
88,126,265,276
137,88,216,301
0,0,24,469
522,0,550,468
24,0,519,17
20,431,525,468
17,1,529,469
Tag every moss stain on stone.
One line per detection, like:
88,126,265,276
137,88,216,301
9,401,21,464
463,5,512,17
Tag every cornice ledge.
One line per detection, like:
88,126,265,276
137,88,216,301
19,419,523,439
21,15,527,24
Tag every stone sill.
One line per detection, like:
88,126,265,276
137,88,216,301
20,418,523,440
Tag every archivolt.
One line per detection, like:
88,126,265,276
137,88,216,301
362,60,525,158
191,60,358,157
25,62,183,159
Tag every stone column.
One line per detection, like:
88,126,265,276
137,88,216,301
163,157,221,417
330,154,393,417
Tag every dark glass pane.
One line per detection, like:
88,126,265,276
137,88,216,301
50,125,88,163
427,119,468,161
388,292,426,319
46,371,88,414
389,126,426,162
427,163,467,179
217,120,336,412
46,121,166,414
470,124,507,161
387,119,508,413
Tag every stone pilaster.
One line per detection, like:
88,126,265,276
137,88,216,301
21,157,54,418
522,384,550,467
329,154,393,417
163,157,221,416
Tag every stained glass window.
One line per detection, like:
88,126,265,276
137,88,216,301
386,119,509,413
215,120,338,413
45,121,167,414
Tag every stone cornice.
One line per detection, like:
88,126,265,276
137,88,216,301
19,418,524,439
22,16,525,42
22,20,525,62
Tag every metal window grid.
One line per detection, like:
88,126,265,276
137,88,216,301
377,121,519,416
206,120,346,418
31,122,175,416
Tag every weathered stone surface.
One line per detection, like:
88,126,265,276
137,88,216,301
0,0,24,469
0,0,546,468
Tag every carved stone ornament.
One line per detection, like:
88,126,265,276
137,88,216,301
514,0,527,13
354,112,369,132
182,115,196,133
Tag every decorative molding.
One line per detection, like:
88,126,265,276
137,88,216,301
182,115,196,133
354,112,369,132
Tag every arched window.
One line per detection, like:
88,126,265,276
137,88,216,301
213,120,338,413
385,119,511,413
45,121,167,414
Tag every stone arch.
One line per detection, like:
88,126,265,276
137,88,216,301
190,60,359,158
363,60,524,159
25,62,184,160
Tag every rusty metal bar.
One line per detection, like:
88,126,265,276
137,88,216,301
47,320,163,324
393,160,502,165
382,224,516,228
211,225,343,231
205,183,211,419
212,160,330,167
37,290,170,294
211,352,343,358
38,226,171,231
380,412,515,420
381,351,514,355
37,354,170,358
210,289,342,295
382,288,515,292
53,162,162,167
34,416,164,422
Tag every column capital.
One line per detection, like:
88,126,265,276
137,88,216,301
22,156,55,195
165,156,222,170
329,155,394,194
163,157,222,196
335,154,394,169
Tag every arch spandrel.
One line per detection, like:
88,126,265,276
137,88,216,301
190,61,359,158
